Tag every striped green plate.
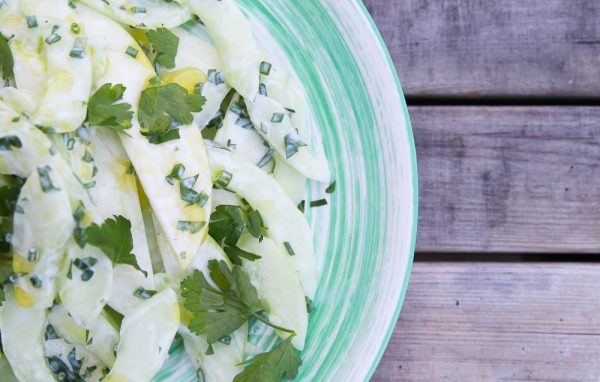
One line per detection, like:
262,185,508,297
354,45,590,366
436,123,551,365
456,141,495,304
155,1,417,381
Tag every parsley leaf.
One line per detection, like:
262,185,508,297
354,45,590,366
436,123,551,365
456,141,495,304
181,260,292,345
87,84,133,134
209,205,265,265
209,205,266,245
85,215,146,276
233,335,302,382
209,205,246,247
0,34,14,80
138,83,205,133
146,27,179,69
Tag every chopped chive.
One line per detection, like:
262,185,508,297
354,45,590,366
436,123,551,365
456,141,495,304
45,33,61,45
45,325,59,341
28,247,39,262
69,38,86,59
176,221,206,234
214,170,232,189
310,199,328,208
82,150,93,163
26,15,38,28
133,287,157,300
125,46,139,58
229,101,244,115
126,163,135,175
37,165,60,192
30,275,42,288
66,138,75,150
283,242,295,256
271,112,284,123
4,272,25,285
258,83,268,96
129,6,146,13
219,336,231,345
207,69,224,85
197,191,209,207
92,165,99,177
235,117,253,129
260,61,272,75
83,180,96,189
284,132,307,158
66,259,73,279
73,257,97,282
0,135,22,151
260,122,269,134
297,200,305,213
257,149,274,168
326,180,336,194
305,296,314,313
165,163,185,185
71,23,80,34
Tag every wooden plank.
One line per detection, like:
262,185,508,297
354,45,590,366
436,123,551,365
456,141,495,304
413,106,600,253
363,0,600,98
373,262,600,381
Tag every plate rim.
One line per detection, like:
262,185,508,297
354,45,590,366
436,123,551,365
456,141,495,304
352,2,419,380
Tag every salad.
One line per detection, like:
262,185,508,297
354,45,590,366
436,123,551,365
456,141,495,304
0,0,331,381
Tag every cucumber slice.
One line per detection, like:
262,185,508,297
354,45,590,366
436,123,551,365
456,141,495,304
105,289,180,382
11,170,73,309
247,94,330,182
80,0,192,29
48,304,119,367
206,145,319,298
0,288,55,382
31,21,93,133
44,338,107,382
172,26,222,75
59,243,113,327
179,0,262,100
108,264,154,316
214,95,274,171
89,127,154,277
179,325,246,382
272,158,306,206
238,234,308,350
260,66,311,143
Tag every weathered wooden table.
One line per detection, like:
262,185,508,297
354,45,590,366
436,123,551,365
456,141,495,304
365,1,600,380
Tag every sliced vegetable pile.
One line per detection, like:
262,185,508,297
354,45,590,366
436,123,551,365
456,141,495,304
0,0,331,381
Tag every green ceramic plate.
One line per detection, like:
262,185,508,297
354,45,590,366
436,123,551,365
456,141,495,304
155,1,417,381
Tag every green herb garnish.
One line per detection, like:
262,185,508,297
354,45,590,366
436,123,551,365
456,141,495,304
85,215,146,276
0,33,13,80
0,135,21,151
87,83,133,134
181,260,294,346
233,335,302,382
37,165,60,192
146,27,179,69
138,83,205,134
284,133,307,159
133,287,157,300
176,220,206,234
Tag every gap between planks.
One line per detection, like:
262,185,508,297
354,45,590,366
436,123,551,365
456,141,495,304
372,262,600,382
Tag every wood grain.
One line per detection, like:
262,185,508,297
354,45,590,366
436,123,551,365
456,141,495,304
373,262,600,381
363,0,600,98
413,106,600,253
